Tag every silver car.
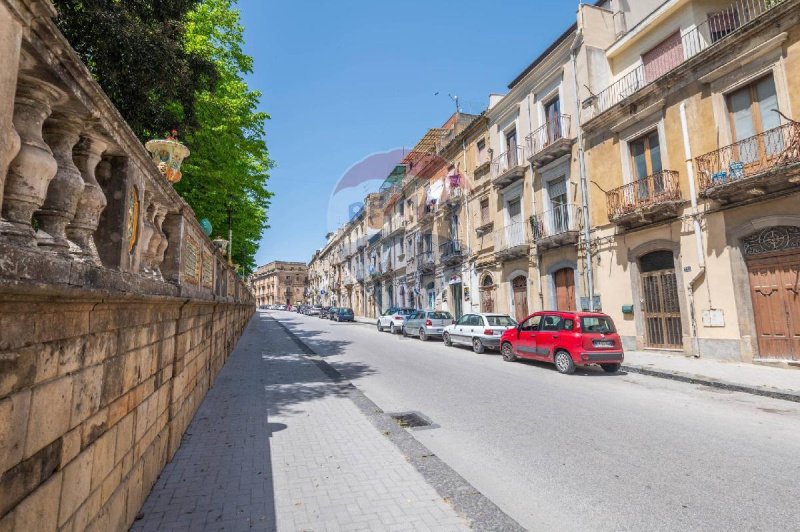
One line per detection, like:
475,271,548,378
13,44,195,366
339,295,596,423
443,313,517,353
402,310,454,341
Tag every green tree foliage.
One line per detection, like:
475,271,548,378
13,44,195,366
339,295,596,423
53,0,216,139
177,0,272,274
54,0,271,274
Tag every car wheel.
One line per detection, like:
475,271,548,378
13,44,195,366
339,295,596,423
377,321,383,332
443,333,452,346
390,323,397,334
402,326,408,337
554,350,576,375
501,342,516,362
601,363,621,373
419,328,428,341
472,338,485,354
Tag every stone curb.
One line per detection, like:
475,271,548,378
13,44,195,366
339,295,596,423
622,364,800,404
271,316,525,532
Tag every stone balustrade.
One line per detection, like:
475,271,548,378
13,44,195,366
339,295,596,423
0,1,255,530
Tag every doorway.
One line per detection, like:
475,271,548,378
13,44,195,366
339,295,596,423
554,267,576,311
451,283,463,319
511,275,529,322
640,250,682,349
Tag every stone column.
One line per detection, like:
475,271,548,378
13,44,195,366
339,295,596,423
1,77,63,246
138,193,156,274
68,133,108,264
145,204,165,278
154,209,170,277
37,113,85,251
0,4,22,217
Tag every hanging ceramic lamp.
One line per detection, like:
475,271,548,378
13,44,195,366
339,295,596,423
145,130,190,184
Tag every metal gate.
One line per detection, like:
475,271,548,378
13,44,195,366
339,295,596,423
640,250,682,349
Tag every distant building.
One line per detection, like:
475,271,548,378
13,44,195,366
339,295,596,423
252,261,308,306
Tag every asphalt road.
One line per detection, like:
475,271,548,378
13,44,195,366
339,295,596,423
268,311,800,532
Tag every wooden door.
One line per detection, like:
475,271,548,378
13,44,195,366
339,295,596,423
554,268,576,311
512,276,529,322
748,252,800,360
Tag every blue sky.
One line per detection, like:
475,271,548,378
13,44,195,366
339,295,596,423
241,0,580,266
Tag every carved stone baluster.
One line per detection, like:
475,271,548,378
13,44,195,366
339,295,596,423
0,6,22,224
36,113,85,251
144,204,164,278
138,193,156,274
1,77,63,246
153,209,169,279
68,133,108,264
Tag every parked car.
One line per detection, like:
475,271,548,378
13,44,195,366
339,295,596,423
307,306,321,316
376,307,416,334
443,313,517,353
319,306,330,318
334,307,355,322
403,311,454,341
500,311,623,374
327,307,340,320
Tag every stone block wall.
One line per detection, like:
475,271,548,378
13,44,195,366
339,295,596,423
0,288,252,531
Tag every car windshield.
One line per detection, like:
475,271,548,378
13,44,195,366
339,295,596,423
429,312,452,320
581,316,615,333
486,315,516,327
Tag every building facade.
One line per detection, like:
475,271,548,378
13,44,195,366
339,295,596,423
252,261,308,307
308,0,800,366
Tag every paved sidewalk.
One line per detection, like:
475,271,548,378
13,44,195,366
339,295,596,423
132,313,468,531
623,350,800,402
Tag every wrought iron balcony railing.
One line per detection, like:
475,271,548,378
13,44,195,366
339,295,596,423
439,239,464,263
591,0,786,116
416,250,435,272
696,121,800,194
526,114,572,158
531,203,581,241
606,171,682,219
490,145,526,180
494,221,530,253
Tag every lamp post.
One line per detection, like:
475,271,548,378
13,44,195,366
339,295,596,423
226,195,234,266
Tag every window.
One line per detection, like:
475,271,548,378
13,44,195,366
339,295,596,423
581,316,616,333
429,312,452,320
540,315,563,331
486,315,516,327
727,75,780,155
544,97,562,143
520,315,541,332
480,199,490,225
505,129,518,165
708,8,740,43
629,130,662,181
642,31,684,83
476,139,487,165
456,315,471,325
563,319,575,331
468,315,483,326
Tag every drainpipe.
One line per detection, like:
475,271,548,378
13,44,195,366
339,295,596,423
570,29,596,311
680,101,706,358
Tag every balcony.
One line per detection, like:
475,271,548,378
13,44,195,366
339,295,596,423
491,145,527,188
606,170,683,228
388,213,406,236
418,202,436,225
368,264,381,280
380,255,393,276
696,122,800,203
526,114,574,167
355,267,365,282
531,203,581,250
416,251,436,273
343,274,355,287
357,236,368,250
494,221,530,261
587,0,787,121
439,239,464,266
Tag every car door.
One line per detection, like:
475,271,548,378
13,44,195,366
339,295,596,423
406,311,422,335
514,314,541,358
453,314,471,344
536,314,564,359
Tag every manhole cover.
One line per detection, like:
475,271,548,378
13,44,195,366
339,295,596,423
388,411,433,429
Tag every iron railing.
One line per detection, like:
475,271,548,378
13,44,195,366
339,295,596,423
416,250,435,271
526,114,571,158
593,0,786,115
439,239,463,261
606,170,682,218
494,220,530,251
531,203,581,240
490,145,526,179
695,122,800,192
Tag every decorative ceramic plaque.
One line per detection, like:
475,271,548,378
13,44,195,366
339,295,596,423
184,235,200,284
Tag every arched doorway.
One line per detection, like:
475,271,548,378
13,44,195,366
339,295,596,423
399,284,406,308
480,274,495,313
511,275,528,322
743,226,800,360
553,267,576,311
640,250,682,349
426,282,435,310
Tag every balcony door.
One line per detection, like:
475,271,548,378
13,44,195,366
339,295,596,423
727,75,781,165
511,276,529,323
629,131,663,202
545,97,561,144
643,31,684,83
548,178,568,234
554,267,576,311
505,129,518,167
506,197,522,247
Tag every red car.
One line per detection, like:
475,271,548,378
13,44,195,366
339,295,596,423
500,311,623,374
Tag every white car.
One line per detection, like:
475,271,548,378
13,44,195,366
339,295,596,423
376,307,416,334
443,313,517,353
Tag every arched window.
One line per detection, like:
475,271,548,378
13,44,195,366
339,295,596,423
481,274,494,287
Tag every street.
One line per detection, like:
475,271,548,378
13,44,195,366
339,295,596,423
272,311,800,532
